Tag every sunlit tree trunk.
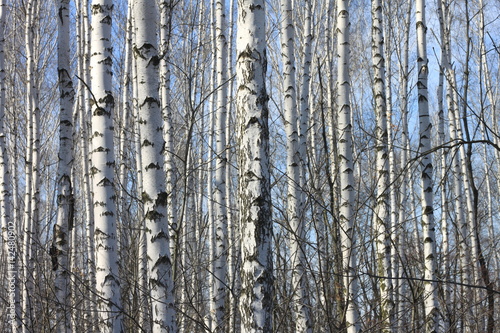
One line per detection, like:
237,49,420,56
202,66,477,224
76,0,98,329
90,0,123,331
336,1,361,331
415,0,439,331
133,0,177,331
22,1,40,330
0,1,18,331
236,0,273,331
383,3,400,328
213,0,229,330
396,3,411,331
131,47,150,330
226,2,240,332
372,1,394,330
478,0,500,283
435,1,452,330
280,0,311,331
159,0,178,278
54,0,75,330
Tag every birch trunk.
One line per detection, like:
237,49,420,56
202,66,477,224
383,3,400,325
372,1,394,330
336,1,361,331
159,0,178,276
396,3,411,331
479,0,500,280
90,0,122,331
280,0,311,331
227,2,240,331
78,0,98,328
236,0,273,331
415,0,440,330
435,1,453,329
54,0,75,330
132,52,149,331
437,2,474,328
22,1,39,330
133,0,177,331
213,0,229,330
0,1,18,331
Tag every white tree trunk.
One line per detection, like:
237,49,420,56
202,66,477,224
415,0,440,331
78,0,98,328
0,1,18,331
280,0,311,331
22,2,39,330
54,0,75,330
383,4,399,323
90,0,123,331
133,0,177,331
336,1,361,332
372,1,394,330
226,3,240,331
132,50,149,331
396,4,411,331
159,0,178,278
213,0,229,330
236,0,273,331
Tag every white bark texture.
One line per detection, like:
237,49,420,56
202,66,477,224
435,2,451,329
133,0,177,332
159,0,178,274
336,1,361,332
0,1,18,331
372,1,394,331
0,0,9,247
416,0,440,331
54,0,75,330
22,2,39,331
236,0,273,331
280,1,311,332
214,0,229,330
79,0,98,327
90,0,123,331
396,6,411,331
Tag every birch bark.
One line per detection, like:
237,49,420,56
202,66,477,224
79,0,98,327
237,0,273,331
336,1,361,331
159,0,178,276
0,1,18,331
90,0,123,331
22,1,40,330
133,0,177,331
396,4,411,331
54,0,75,330
133,0,177,333
415,0,440,330
213,0,229,330
280,0,311,331
372,1,394,330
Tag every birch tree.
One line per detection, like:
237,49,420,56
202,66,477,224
77,0,98,329
212,0,229,330
236,0,273,331
90,0,123,331
53,0,75,330
22,1,40,330
336,1,361,331
159,0,177,279
0,0,17,331
415,0,439,331
372,0,394,330
133,0,177,331
280,0,311,331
